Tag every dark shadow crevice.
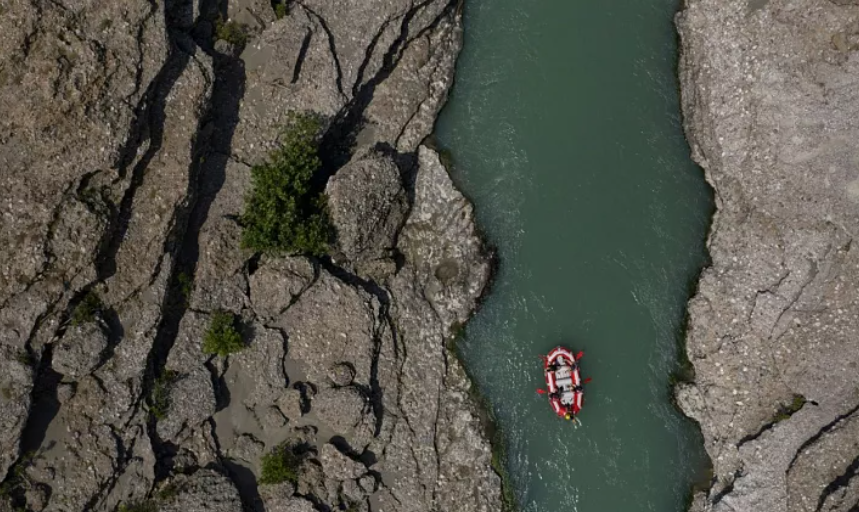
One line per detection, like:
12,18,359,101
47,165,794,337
788,403,859,473
817,454,859,512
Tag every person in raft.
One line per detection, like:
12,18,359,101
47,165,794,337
546,357,578,373
546,359,571,373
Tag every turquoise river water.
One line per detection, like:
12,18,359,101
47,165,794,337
435,0,714,511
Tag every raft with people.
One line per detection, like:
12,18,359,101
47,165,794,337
538,346,589,423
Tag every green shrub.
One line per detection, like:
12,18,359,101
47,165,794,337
274,1,288,19
15,350,34,367
789,394,807,411
118,501,158,512
151,370,178,420
0,451,35,498
202,311,244,357
157,481,183,501
215,16,248,46
71,291,103,326
259,443,304,485
240,113,332,256
774,394,807,422
78,185,111,218
177,272,193,306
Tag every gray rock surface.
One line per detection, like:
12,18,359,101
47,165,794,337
326,150,409,278
52,321,109,380
157,469,243,512
677,1,859,510
0,0,503,510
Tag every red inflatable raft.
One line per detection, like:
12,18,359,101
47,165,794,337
541,346,585,420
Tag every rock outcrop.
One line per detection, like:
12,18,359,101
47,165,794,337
0,0,502,510
677,1,859,511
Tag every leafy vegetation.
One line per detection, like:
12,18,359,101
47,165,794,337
259,442,305,485
215,16,248,46
202,311,245,357
118,501,158,512
157,481,183,501
445,321,465,352
490,429,517,512
78,185,112,218
274,1,288,19
446,341,518,512
71,291,103,326
0,451,35,500
240,113,332,256
14,349,34,367
117,482,183,511
774,394,807,422
150,370,178,420
177,271,193,306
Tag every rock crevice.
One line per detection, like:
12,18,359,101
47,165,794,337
0,0,503,510
677,1,859,511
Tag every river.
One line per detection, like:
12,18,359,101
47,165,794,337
434,0,714,510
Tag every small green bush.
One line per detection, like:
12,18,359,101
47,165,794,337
215,16,248,46
259,443,304,485
0,451,35,498
151,370,178,420
774,394,807,422
157,481,182,501
177,272,193,306
240,113,332,256
202,311,244,357
78,185,111,218
274,1,288,19
71,291,103,326
789,394,807,411
15,350,34,367
118,501,158,512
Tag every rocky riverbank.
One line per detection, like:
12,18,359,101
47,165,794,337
0,0,502,510
676,1,859,511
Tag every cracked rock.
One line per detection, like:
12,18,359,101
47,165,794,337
158,469,242,512
296,459,326,498
329,362,356,387
230,433,265,463
158,312,217,443
277,388,305,420
677,0,859,509
279,270,379,386
53,321,108,379
319,443,366,481
0,0,503,508
249,256,315,322
258,481,299,511
325,150,408,277
311,387,372,438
